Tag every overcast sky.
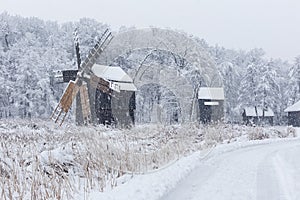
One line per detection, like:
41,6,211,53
1,0,300,62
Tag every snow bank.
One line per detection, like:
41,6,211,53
0,119,297,199
85,148,213,200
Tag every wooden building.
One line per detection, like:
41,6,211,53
91,64,136,126
284,100,300,127
54,64,136,127
198,87,225,124
242,106,274,126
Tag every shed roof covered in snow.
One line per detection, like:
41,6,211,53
198,87,224,100
284,100,300,112
244,107,274,117
91,64,137,91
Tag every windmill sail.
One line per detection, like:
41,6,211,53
74,28,82,70
80,29,113,74
79,84,91,124
90,74,111,94
51,81,80,126
51,29,113,126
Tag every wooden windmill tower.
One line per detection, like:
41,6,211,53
51,29,136,127
51,29,113,126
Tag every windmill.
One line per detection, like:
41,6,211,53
51,29,114,126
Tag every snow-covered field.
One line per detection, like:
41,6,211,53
162,138,300,200
94,129,300,200
0,119,297,199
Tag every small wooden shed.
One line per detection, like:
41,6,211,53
198,87,225,124
242,106,274,126
284,100,300,127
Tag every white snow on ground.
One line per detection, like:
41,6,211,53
163,138,300,200
0,120,299,199
81,132,300,200
79,148,214,200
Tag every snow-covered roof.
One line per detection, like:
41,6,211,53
198,87,224,100
117,82,138,91
91,64,137,91
92,64,133,83
244,107,257,117
257,107,274,117
284,100,300,112
244,107,274,117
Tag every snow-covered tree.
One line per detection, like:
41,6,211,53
239,63,260,109
218,61,240,122
287,56,300,105
0,12,293,125
256,61,280,117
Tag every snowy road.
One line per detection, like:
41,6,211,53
162,140,300,200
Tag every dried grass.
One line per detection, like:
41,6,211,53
0,119,291,199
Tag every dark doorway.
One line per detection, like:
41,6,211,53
95,89,114,125
199,99,212,124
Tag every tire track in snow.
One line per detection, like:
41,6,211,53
273,153,293,200
257,145,300,200
256,151,281,200
162,139,300,200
